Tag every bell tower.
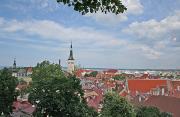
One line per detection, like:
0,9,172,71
67,42,75,74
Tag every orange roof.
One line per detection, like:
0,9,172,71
26,67,32,72
119,90,128,97
75,69,94,77
128,79,168,93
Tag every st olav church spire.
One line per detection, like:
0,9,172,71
68,41,74,60
12,58,17,77
67,42,75,74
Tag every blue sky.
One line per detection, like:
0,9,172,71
0,0,180,69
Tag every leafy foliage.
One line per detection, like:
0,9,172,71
0,68,18,116
57,0,127,15
136,106,172,117
29,61,97,117
100,92,135,117
113,75,125,81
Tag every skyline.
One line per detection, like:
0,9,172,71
0,0,180,69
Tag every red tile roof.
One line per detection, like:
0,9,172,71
119,90,128,97
144,96,180,117
128,79,168,93
75,69,93,77
26,67,33,73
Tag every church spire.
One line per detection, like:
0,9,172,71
59,59,61,67
67,42,75,74
68,41,74,60
13,58,16,69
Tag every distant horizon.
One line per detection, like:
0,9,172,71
1,65,180,71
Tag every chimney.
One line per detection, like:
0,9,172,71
138,96,142,102
162,88,165,96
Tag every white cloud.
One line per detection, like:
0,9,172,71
0,17,164,60
122,0,143,15
121,11,180,59
127,44,162,59
11,0,58,12
0,17,5,26
123,11,180,40
0,17,126,49
85,13,128,26
85,0,143,25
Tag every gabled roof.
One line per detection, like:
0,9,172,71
86,87,103,111
84,91,98,98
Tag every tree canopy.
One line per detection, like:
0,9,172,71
57,0,127,15
113,75,126,81
100,92,135,117
85,71,98,77
28,61,97,117
136,106,172,117
0,68,18,116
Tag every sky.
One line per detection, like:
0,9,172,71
0,0,180,69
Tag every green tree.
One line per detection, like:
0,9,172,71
29,61,97,117
113,75,125,81
85,71,98,77
101,92,135,117
0,68,18,116
89,71,98,77
136,106,172,117
57,0,127,15
136,106,160,117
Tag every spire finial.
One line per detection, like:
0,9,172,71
14,58,16,64
71,41,72,49
13,58,16,69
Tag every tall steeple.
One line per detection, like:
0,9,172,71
67,42,75,74
12,58,17,77
13,58,16,69
68,41,74,60
59,59,61,68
